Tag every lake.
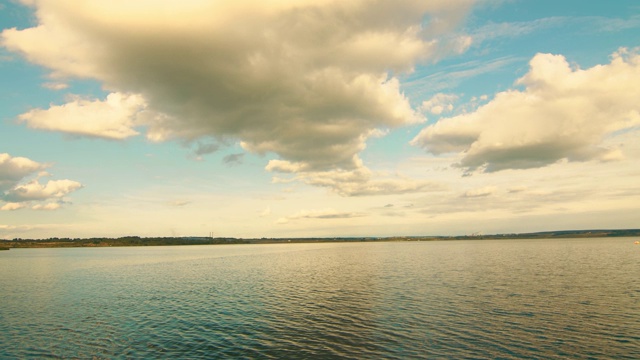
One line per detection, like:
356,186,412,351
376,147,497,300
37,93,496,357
1,238,638,359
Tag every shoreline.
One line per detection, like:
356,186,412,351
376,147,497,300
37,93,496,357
2,229,639,249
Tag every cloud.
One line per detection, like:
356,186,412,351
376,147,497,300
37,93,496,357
0,224,33,232
2,0,475,173
18,93,145,140
32,202,61,211
0,223,69,239
507,185,527,193
1,154,81,211
0,153,47,191
192,142,220,157
469,17,566,44
462,186,497,198
468,15,640,47
1,202,25,211
168,200,190,207
420,93,458,115
412,48,640,173
259,206,271,217
587,14,640,32
42,82,68,90
277,208,366,224
4,179,83,202
402,56,520,93
269,158,445,196
223,153,244,166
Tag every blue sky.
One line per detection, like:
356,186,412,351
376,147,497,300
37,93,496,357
1,0,639,239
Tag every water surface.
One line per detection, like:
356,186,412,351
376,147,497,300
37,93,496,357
1,238,638,358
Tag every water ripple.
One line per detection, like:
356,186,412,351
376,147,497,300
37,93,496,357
1,239,639,358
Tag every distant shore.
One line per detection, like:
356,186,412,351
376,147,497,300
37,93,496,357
1,229,639,249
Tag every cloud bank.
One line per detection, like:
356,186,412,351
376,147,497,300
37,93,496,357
412,48,640,172
2,0,474,176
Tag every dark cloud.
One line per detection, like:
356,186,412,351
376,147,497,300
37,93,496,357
223,153,244,166
193,142,220,156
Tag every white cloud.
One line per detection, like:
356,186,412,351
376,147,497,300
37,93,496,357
2,0,475,172
412,48,640,172
42,82,68,90
402,56,520,93
403,127,640,229
4,179,82,202
259,206,272,217
265,159,311,174
32,202,61,211
0,224,32,232
468,15,640,48
0,223,71,240
470,17,566,44
420,93,458,115
18,92,145,140
0,154,80,211
268,158,445,196
586,14,640,33
1,202,25,211
0,153,47,190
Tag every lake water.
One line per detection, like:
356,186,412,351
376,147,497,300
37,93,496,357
1,238,639,359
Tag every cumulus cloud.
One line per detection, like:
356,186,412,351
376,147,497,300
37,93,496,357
2,0,474,173
412,48,640,172
0,153,46,190
277,208,366,224
0,153,82,210
4,179,83,202
18,93,145,140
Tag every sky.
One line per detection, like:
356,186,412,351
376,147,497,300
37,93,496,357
1,0,639,239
